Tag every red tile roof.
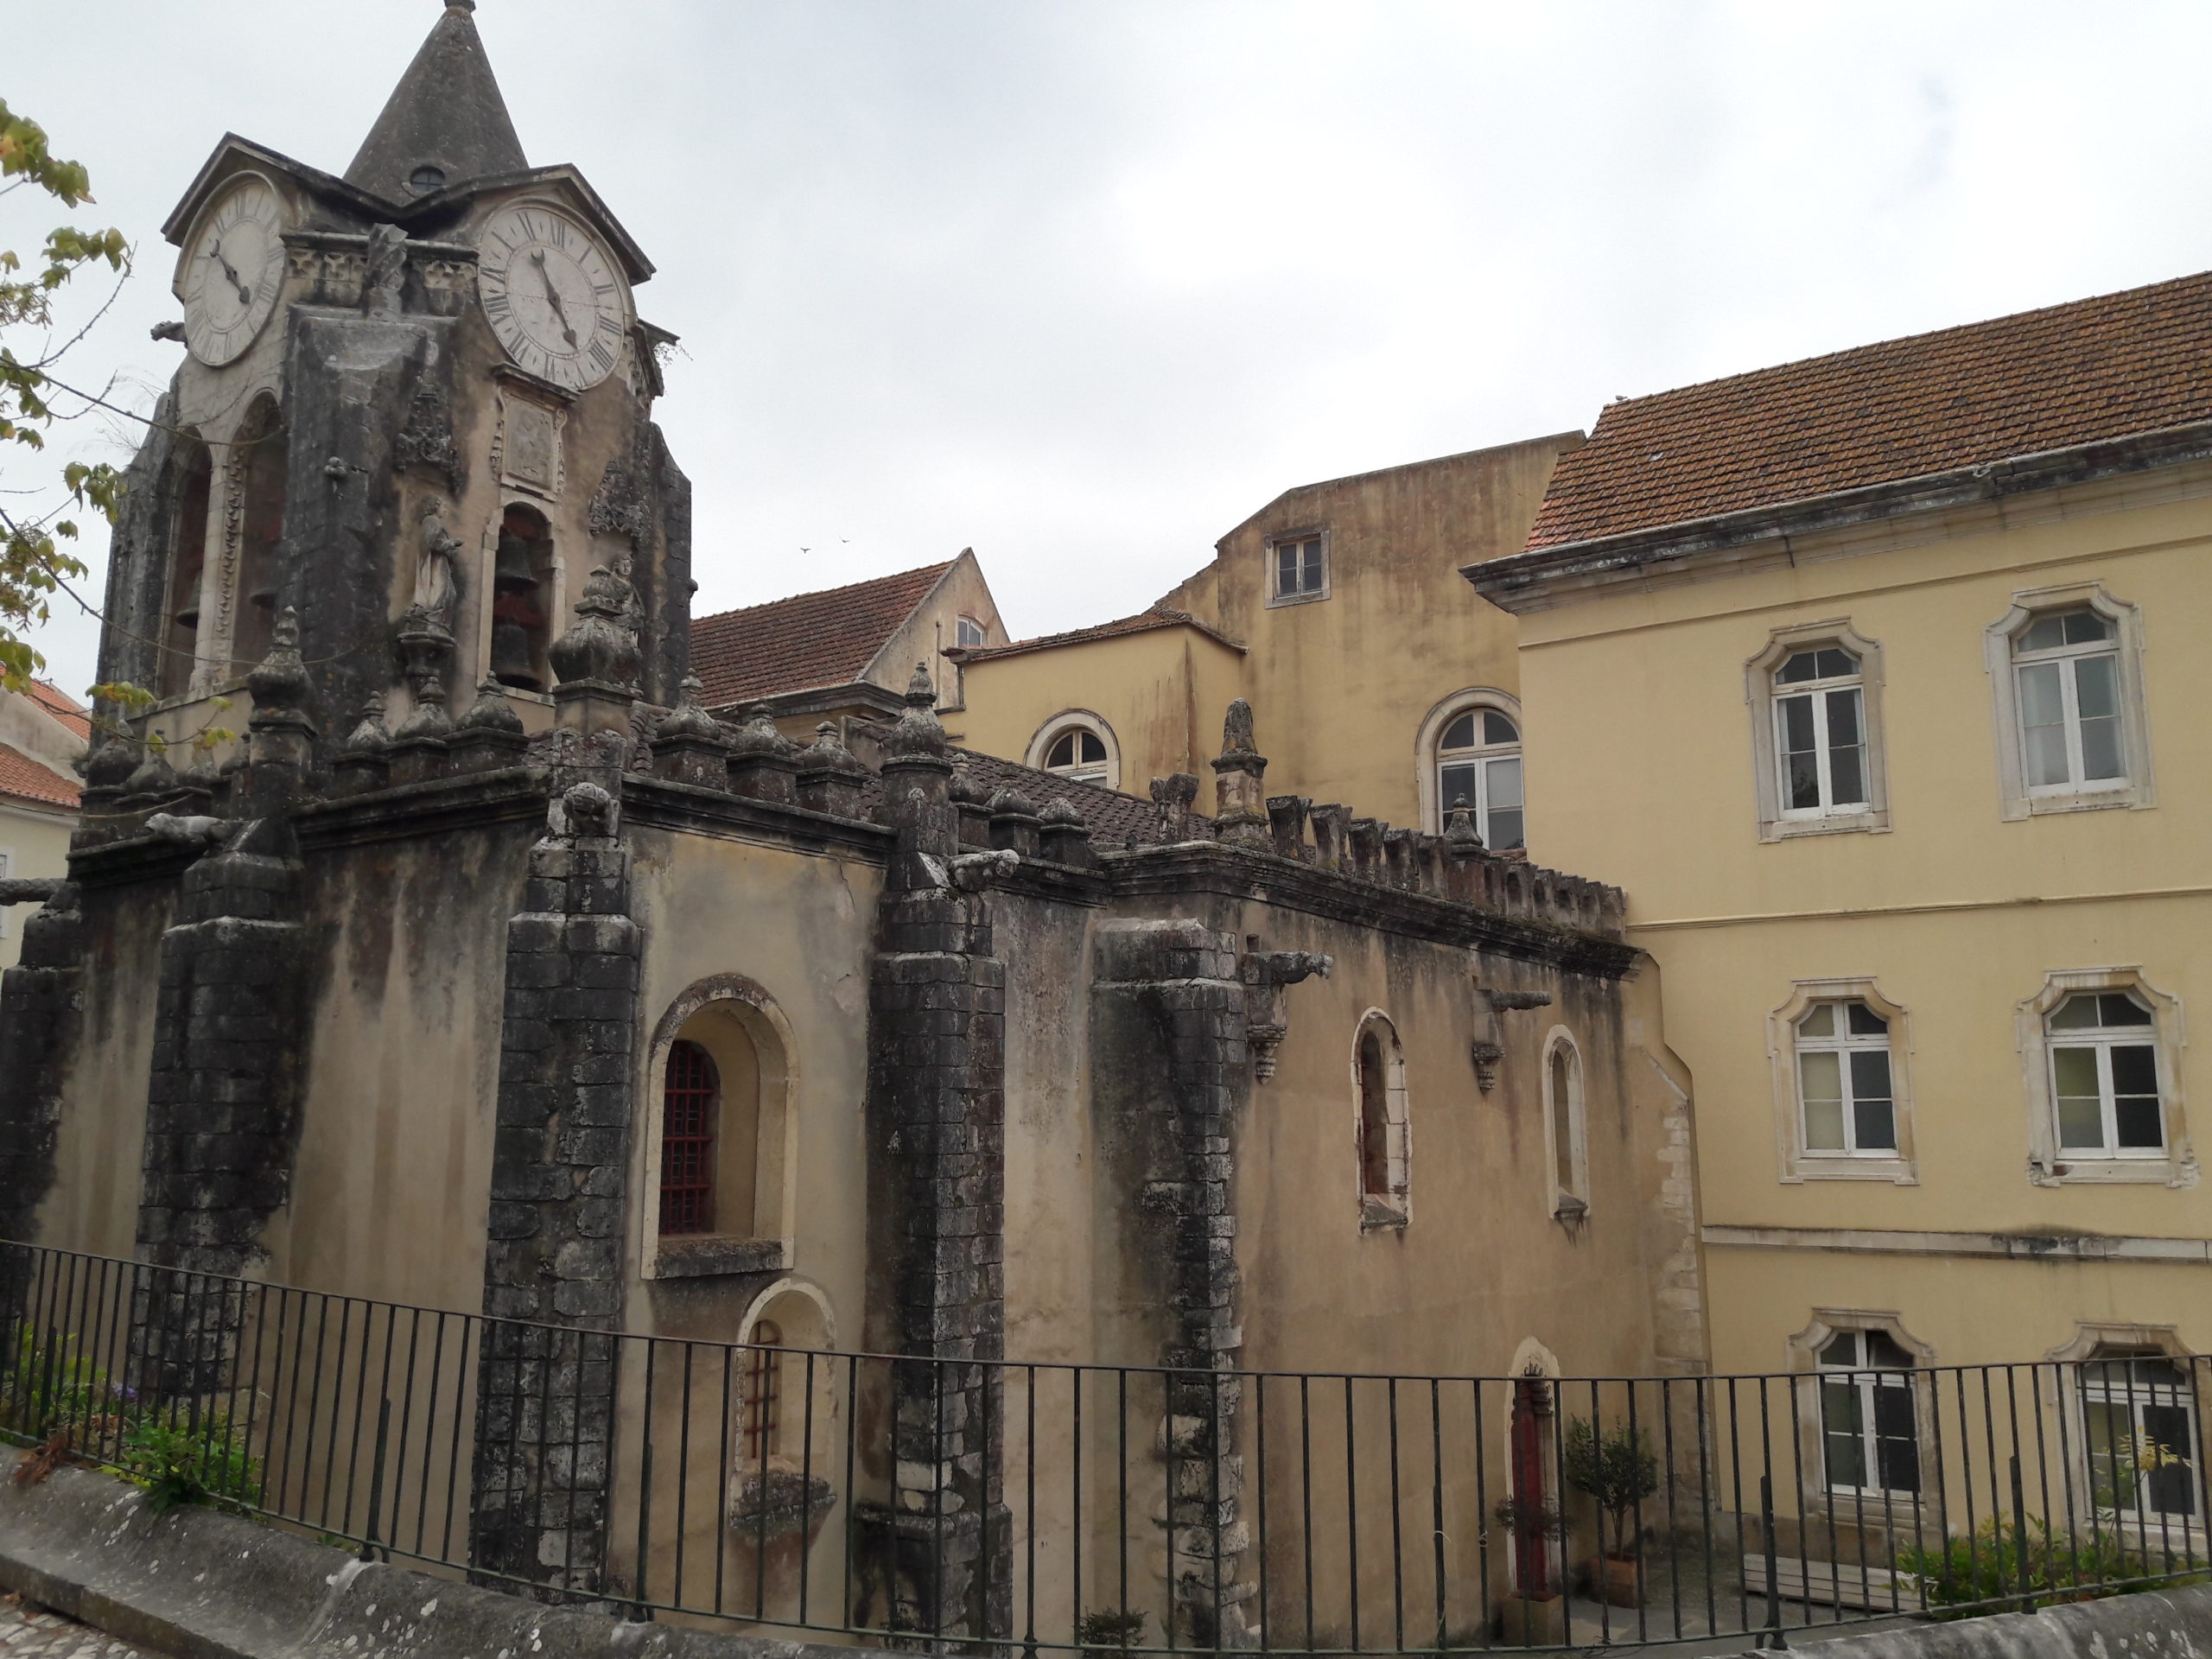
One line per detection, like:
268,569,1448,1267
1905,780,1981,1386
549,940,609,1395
0,744,79,810
1526,268,2212,550
954,607,1243,664
26,681,90,741
691,563,952,709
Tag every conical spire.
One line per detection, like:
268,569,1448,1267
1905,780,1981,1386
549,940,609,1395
344,3,528,205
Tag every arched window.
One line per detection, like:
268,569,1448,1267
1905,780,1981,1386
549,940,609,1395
1353,1014,1409,1224
491,504,555,691
1772,643,1866,818
1026,711,1119,790
1541,1029,1587,1218
742,1317,783,1462
955,615,987,650
1815,1328,1921,1497
230,396,287,675
659,1038,720,1236
2079,1347,2199,1522
1984,585,2153,819
161,435,213,699
1438,708,1523,849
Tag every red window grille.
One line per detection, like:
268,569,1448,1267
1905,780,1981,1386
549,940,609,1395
658,1039,719,1236
743,1319,782,1462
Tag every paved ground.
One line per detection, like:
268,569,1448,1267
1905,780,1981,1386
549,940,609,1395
0,1597,156,1659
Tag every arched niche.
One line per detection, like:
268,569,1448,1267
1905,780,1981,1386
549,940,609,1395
490,503,556,691
229,394,286,675
160,430,213,699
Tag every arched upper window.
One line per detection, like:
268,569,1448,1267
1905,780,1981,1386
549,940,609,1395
742,1317,783,1461
161,434,213,700
1439,708,1523,850
2017,967,2190,1187
1984,584,2153,819
1353,1014,1409,1225
955,614,988,650
659,1038,721,1236
1772,644,1866,818
1541,1029,1587,1219
490,504,555,691
1026,711,1119,791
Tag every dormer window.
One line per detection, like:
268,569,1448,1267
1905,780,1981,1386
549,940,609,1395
955,615,987,650
408,165,447,197
1046,728,1109,783
1270,533,1327,605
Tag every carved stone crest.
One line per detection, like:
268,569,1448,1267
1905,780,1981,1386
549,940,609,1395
392,386,458,484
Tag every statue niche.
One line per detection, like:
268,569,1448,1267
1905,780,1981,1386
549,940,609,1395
228,395,287,677
159,432,213,699
490,505,554,692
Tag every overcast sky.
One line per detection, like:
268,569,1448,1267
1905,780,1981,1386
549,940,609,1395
11,0,2212,697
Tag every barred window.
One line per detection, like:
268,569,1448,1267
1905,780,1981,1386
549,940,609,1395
658,1039,719,1236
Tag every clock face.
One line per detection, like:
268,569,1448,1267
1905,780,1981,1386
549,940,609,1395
476,204,629,391
181,177,287,366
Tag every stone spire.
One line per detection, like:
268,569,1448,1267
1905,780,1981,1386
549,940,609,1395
343,2,528,206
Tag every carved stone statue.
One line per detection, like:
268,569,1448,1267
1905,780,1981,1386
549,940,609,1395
363,223,407,318
409,497,462,626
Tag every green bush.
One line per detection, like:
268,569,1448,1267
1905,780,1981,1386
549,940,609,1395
118,1410,264,1515
1897,1516,2208,1618
1077,1609,1148,1648
1,1326,122,1440
1562,1417,1659,1556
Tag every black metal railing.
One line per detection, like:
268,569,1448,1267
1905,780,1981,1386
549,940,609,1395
1,1241,2205,1653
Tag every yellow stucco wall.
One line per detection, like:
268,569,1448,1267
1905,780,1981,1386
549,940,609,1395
1509,467,2212,1376
960,435,1576,830
0,801,76,971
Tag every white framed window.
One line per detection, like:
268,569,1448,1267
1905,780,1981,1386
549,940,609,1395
1268,531,1328,607
1353,1011,1410,1227
1788,1312,1936,1519
1540,1027,1588,1220
1815,1328,1922,1499
1414,689,1524,845
2080,1348,2202,1525
1437,709,1523,851
2018,967,2194,1188
1985,583,2154,820
1768,978,1916,1185
1745,622,1889,841
1024,710,1120,791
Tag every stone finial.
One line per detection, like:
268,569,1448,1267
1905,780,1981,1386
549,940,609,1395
394,675,454,741
1210,700,1269,845
343,692,392,753
246,608,310,718
1150,772,1201,842
656,676,720,744
461,675,525,734
1266,795,1312,861
988,786,1042,859
727,702,798,759
724,702,800,804
549,566,643,689
84,732,141,796
950,765,989,806
882,661,949,762
122,740,178,802
1039,796,1096,868
796,721,871,818
1445,806,1484,855
362,223,407,319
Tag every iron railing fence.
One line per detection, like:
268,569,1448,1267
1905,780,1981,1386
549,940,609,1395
1,1241,2206,1654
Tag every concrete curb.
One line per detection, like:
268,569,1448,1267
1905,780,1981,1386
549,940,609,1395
0,1462,846,1659
1722,1581,2212,1658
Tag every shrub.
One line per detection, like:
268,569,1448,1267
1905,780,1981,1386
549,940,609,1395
1077,1609,1147,1648
1,1326,125,1441
119,1409,263,1515
1562,1418,1659,1557
1897,1516,2208,1618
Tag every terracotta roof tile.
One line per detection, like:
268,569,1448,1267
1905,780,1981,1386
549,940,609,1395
842,727,1174,848
0,744,79,810
692,563,952,709
1526,268,2212,550
25,681,90,741
954,607,1243,664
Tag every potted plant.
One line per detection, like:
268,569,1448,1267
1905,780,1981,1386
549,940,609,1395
1563,1417,1658,1607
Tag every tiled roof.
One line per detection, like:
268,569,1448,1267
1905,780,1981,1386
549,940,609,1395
842,726,1173,848
954,607,1243,664
0,744,79,810
691,563,952,709
26,681,90,741
1526,268,2212,550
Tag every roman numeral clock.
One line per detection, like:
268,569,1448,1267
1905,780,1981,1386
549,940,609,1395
475,204,630,391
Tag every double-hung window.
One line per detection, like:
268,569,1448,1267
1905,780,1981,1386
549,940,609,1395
1796,1000,1896,1157
1437,709,1524,851
2080,1349,2200,1522
1272,534,1326,603
2013,609,2126,797
1816,1329,1921,1497
1774,645,1867,818
2048,991,2164,1159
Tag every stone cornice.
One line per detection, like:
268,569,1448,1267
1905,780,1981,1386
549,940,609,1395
1465,418,2212,614
1103,842,1639,977
293,767,548,851
620,774,894,861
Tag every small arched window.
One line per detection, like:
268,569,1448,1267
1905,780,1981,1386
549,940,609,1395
1542,1031,1588,1218
742,1318,783,1462
955,615,988,650
1354,1014,1409,1224
659,1039,720,1236
1047,729,1107,779
1438,708,1523,850
1029,712,1118,789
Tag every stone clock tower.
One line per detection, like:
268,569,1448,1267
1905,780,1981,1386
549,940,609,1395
99,0,691,749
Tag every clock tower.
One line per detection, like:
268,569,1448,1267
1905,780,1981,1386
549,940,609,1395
99,0,691,753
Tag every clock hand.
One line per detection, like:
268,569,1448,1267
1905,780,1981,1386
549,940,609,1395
530,250,580,348
206,238,252,307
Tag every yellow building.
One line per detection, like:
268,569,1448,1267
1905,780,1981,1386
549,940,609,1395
0,682,86,970
1467,270,2212,1514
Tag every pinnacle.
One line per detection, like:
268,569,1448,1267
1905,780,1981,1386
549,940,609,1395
344,2,527,206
